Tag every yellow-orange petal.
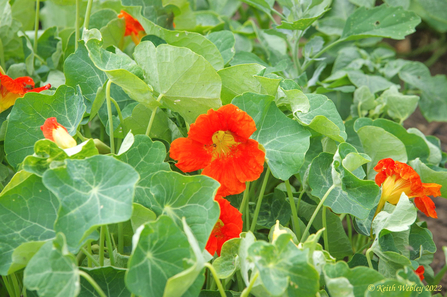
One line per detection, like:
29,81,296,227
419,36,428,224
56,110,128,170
170,137,211,172
40,117,77,149
0,92,20,113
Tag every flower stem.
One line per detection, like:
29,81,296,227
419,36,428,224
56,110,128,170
366,248,374,269
99,226,105,266
83,0,93,31
81,247,100,267
292,31,303,76
302,39,343,71
118,223,124,254
105,80,115,154
204,263,226,297
250,167,271,232
110,98,125,133
145,94,163,137
239,182,251,231
10,273,21,297
285,180,300,238
33,0,40,53
240,272,259,297
301,184,336,242
322,206,329,251
104,226,115,266
75,0,80,50
1,276,14,297
79,270,107,297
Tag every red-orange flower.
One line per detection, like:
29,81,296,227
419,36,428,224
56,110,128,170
0,74,50,113
415,265,425,281
170,104,265,196
41,117,77,149
205,196,243,256
373,158,441,218
118,11,146,45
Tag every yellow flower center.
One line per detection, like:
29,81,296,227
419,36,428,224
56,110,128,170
381,175,413,205
211,130,239,159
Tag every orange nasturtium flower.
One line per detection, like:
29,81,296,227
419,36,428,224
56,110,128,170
205,196,243,256
415,265,425,281
0,74,51,113
170,104,265,197
118,10,146,45
373,158,441,219
41,117,77,149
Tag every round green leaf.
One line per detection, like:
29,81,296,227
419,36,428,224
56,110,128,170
42,155,140,249
80,267,131,297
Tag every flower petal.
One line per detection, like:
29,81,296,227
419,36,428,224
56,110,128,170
414,196,437,218
170,138,211,172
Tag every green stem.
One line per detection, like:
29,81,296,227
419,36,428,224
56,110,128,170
204,263,226,297
347,215,352,243
240,272,259,297
83,124,92,138
118,223,124,254
83,0,93,30
366,248,374,270
322,206,329,251
357,240,372,254
110,98,125,130
433,262,447,285
250,167,271,232
236,271,244,292
300,184,336,242
2,276,15,297
99,226,105,266
76,131,86,142
425,45,447,68
145,94,163,137
104,226,115,266
239,182,251,214
34,0,40,53
302,39,343,71
75,0,80,50
81,247,100,267
87,243,93,267
293,31,303,76
79,271,107,297
105,80,115,154
285,180,300,238
10,273,21,297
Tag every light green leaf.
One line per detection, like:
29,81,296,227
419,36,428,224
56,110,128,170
218,63,265,105
407,128,441,165
248,234,319,296
24,233,79,297
88,9,119,30
206,31,236,65
350,86,376,117
349,0,375,8
37,26,62,70
43,155,139,249
409,159,447,198
11,0,35,30
308,150,380,219
80,267,131,297
0,172,59,275
130,203,156,232
399,61,447,122
356,125,407,179
163,0,196,29
141,171,219,250
277,0,330,30
380,86,419,123
347,70,396,94
134,42,222,123
316,17,345,36
295,94,347,142
130,10,224,70
121,0,170,28
324,262,384,297
5,85,86,169
125,216,192,297
239,232,256,285
116,134,171,205
85,39,157,108
213,238,241,279
233,93,311,180
100,18,125,49
240,0,274,17
163,218,206,297
341,5,421,40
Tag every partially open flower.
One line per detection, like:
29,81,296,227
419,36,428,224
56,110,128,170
170,104,265,196
205,196,243,257
41,118,77,149
373,158,441,218
415,265,425,281
118,10,146,45
0,74,50,113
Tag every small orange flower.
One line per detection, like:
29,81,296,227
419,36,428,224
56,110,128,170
170,104,265,196
118,10,146,45
374,158,441,218
0,74,50,113
415,265,425,281
205,196,243,256
41,118,77,149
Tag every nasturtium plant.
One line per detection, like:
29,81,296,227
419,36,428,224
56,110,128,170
0,0,446,296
